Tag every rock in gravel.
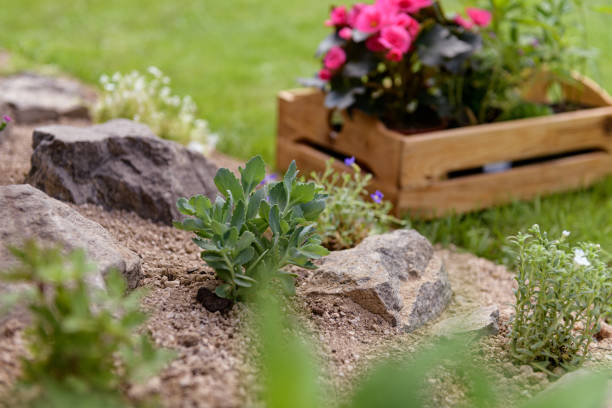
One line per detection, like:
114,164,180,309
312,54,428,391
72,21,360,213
26,119,218,225
0,184,141,290
303,229,452,332
434,305,500,337
596,320,612,340
0,73,92,123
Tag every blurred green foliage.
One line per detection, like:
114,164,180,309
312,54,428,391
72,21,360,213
1,241,173,408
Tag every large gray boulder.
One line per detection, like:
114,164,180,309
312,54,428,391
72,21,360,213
26,119,218,224
0,73,91,123
303,229,452,332
0,184,141,290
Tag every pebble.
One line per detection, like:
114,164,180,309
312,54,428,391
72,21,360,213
165,280,180,288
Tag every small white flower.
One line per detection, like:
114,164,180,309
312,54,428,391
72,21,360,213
147,66,163,77
187,141,206,154
573,248,590,267
562,230,571,238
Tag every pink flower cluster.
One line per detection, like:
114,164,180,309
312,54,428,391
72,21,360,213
319,0,432,79
454,7,492,30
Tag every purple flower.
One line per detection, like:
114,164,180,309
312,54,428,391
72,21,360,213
370,190,384,204
344,156,356,166
260,173,278,186
531,38,540,47
2,115,11,123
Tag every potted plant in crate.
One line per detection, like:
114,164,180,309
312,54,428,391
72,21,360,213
277,0,612,217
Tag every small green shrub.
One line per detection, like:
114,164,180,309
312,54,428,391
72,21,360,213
1,241,173,407
93,67,218,154
510,225,612,371
174,156,329,302
310,158,406,250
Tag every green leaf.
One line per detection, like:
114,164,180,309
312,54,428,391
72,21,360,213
239,155,266,195
268,182,288,211
177,197,195,215
215,284,233,299
190,195,212,218
300,199,326,221
231,200,246,230
299,244,329,259
214,168,244,202
269,205,281,237
280,220,290,235
290,182,316,205
211,220,227,235
247,188,265,220
284,161,298,194
236,231,255,253
259,200,271,222
235,247,255,265
173,218,204,232
224,227,239,245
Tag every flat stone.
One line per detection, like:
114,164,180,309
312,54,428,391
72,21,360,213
303,229,452,332
0,73,92,123
0,184,141,290
26,119,218,225
434,305,500,337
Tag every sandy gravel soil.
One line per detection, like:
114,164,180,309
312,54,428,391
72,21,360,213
1,122,611,407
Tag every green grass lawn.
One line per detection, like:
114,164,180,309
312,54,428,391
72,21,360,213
0,0,610,264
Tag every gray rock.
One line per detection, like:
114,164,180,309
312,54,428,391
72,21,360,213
26,119,218,225
434,305,500,337
303,229,452,332
0,184,141,290
0,73,92,123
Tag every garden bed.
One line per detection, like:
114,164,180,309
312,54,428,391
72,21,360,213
2,115,612,408
277,75,612,217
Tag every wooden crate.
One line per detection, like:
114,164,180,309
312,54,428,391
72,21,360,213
276,75,612,218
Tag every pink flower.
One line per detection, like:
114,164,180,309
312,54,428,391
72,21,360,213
365,35,386,52
324,46,347,70
386,48,403,62
466,8,492,27
454,15,474,30
325,6,348,27
2,115,11,122
354,4,386,33
339,27,353,40
379,25,411,53
348,3,366,27
392,13,420,38
319,68,333,81
392,0,432,13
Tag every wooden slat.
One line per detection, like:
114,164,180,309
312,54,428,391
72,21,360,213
523,72,612,107
399,107,612,187
278,91,404,187
398,152,612,218
276,138,399,204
